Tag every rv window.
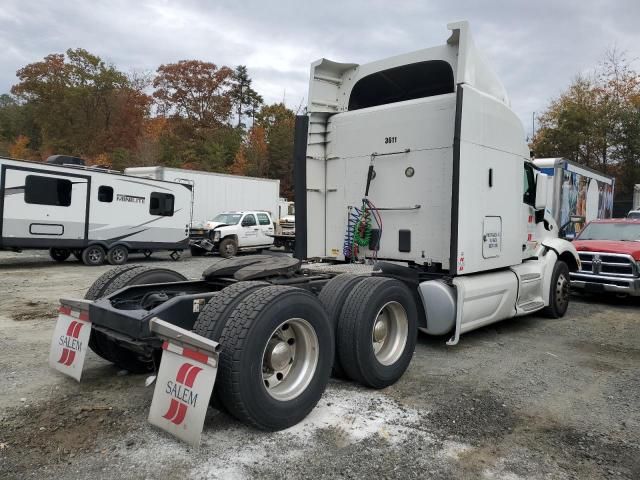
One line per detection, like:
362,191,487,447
24,175,72,207
98,186,113,202
257,213,271,225
348,60,454,111
149,192,175,216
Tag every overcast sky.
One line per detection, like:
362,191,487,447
1,0,639,137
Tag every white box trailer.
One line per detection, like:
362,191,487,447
124,167,280,226
0,157,192,265
633,184,640,210
533,158,615,236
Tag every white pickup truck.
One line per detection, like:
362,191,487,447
190,211,275,257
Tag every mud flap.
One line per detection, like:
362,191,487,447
148,317,219,447
49,299,93,381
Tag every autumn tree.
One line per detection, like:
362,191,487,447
10,48,150,158
256,103,296,196
531,50,640,198
153,60,233,127
230,65,263,128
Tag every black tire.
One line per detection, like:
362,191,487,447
193,281,269,340
217,286,333,430
542,261,570,318
192,281,269,410
107,245,129,265
84,265,142,301
218,237,238,258
81,245,106,266
84,265,187,372
49,248,70,262
318,273,368,377
190,245,206,257
337,276,417,389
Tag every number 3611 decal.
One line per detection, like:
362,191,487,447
384,136,397,144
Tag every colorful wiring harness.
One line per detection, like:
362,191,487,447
343,198,383,261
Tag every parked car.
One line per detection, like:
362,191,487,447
571,218,640,296
628,210,640,219
190,210,275,257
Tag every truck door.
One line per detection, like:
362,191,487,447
522,162,537,259
1,167,88,245
256,212,275,245
239,213,260,246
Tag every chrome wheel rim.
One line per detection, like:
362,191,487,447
261,318,319,401
224,243,236,256
372,301,408,366
556,273,569,310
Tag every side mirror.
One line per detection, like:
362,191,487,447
534,173,550,210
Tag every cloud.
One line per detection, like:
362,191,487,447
1,0,638,135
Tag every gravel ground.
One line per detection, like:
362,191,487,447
0,250,638,479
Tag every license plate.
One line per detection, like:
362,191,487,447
148,340,218,446
48,305,92,381
585,283,605,293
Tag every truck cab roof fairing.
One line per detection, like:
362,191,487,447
307,21,509,115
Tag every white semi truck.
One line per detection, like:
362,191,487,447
50,22,579,439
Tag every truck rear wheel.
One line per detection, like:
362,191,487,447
49,248,71,262
192,281,269,410
318,273,368,377
193,281,269,340
217,286,333,430
337,277,417,389
84,265,187,372
218,238,238,258
107,245,128,265
542,261,570,318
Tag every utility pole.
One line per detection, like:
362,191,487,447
532,111,536,139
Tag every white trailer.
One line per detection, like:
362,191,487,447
633,184,640,210
533,158,615,236
51,22,581,439
0,157,192,265
124,167,280,227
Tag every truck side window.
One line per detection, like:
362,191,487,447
242,214,257,226
24,175,72,207
257,213,271,225
149,192,174,216
98,186,113,202
523,163,536,206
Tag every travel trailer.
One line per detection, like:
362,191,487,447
0,157,192,265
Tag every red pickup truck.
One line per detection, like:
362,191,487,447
571,219,640,296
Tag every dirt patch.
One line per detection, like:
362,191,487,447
0,393,137,477
10,300,57,322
